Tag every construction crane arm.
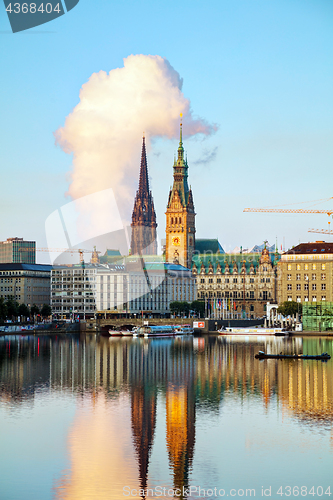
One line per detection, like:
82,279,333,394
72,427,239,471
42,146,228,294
244,208,333,215
308,228,333,235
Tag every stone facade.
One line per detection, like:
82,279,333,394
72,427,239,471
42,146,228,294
192,246,278,318
0,263,51,307
278,242,333,304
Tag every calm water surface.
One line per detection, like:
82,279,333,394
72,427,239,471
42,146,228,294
0,334,333,500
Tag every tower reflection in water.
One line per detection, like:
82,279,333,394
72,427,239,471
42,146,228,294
0,334,333,499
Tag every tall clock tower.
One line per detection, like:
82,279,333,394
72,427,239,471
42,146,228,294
165,117,195,269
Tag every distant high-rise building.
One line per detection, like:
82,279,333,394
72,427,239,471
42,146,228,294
131,136,157,255
0,237,36,264
165,118,196,269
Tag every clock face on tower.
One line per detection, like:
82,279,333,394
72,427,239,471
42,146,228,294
172,236,181,246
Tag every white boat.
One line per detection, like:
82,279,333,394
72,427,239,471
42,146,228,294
136,325,175,338
218,327,287,336
108,329,123,336
173,324,194,335
121,330,134,336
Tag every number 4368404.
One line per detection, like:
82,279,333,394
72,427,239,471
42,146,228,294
6,3,61,14
277,486,331,496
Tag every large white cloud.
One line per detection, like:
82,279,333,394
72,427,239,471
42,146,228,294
55,54,215,233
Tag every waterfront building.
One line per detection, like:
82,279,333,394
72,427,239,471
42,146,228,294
51,258,196,319
131,135,158,256
0,237,36,264
278,241,333,304
165,118,196,269
96,258,196,315
192,245,278,318
0,263,51,307
51,263,97,319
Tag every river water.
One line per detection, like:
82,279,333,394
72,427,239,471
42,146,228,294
0,334,332,500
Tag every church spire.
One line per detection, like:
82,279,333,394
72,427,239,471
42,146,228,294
131,135,157,256
178,114,184,162
138,135,150,196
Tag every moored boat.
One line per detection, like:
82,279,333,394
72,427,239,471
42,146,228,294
136,325,175,338
255,350,331,360
173,324,194,334
108,329,124,336
218,327,287,336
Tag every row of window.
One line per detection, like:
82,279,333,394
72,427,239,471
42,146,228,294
288,296,326,302
287,283,326,291
200,277,258,284
170,216,182,225
287,263,326,271
287,273,326,281
0,286,21,292
200,291,272,299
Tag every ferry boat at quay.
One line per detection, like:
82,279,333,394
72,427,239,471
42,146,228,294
108,324,194,337
218,327,288,336
134,324,194,338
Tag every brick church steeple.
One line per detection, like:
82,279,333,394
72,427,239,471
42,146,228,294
131,135,157,255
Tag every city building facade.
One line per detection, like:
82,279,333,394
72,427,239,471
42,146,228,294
51,259,197,319
165,119,196,269
131,136,158,256
278,242,333,303
0,263,51,307
0,237,36,264
192,246,278,318
51,264,97,319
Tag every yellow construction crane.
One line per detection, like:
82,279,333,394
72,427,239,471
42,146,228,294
243,208,333,216
244,204,333,233
308,228,333,236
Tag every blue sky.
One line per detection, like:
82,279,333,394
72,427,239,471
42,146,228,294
1,0,332,260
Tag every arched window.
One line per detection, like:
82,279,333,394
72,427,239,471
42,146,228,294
171,217,174,224
179,217,182,224
175,217,178,224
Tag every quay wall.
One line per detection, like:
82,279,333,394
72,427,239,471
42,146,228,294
87,317,265,334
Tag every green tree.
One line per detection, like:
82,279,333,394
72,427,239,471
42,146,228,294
18,303,30,320
170,301,182,315
180,301,190,316
190,300,205,317
41,304,52,318
6,299,18,320
0,297,7,321
277,301,301,317
170,301,190,316
31,304,40,319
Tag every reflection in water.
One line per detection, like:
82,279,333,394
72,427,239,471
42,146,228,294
0,334,333,499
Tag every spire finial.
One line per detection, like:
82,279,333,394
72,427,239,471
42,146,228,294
179,113,183,146
143,131,145,139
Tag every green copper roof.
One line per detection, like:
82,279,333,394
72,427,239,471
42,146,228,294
192,252,279,273
195,239,224,254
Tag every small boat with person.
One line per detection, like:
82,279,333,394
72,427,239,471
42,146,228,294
255,351,331,360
